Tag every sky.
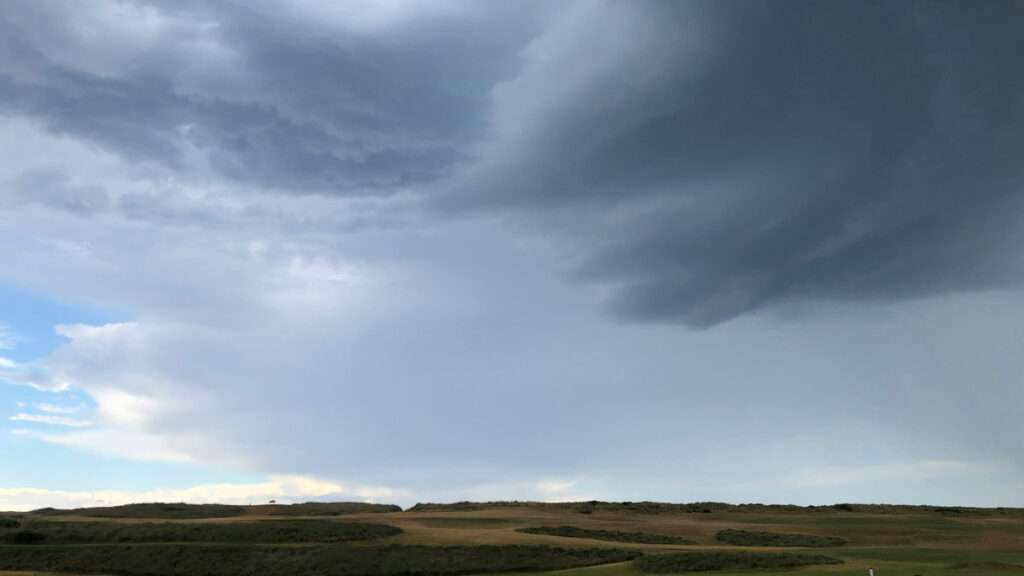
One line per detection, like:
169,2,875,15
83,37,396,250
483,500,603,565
1,0,1023,512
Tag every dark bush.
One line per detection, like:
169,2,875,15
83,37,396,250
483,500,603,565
0,543,641,575
0,516,21,529
715,529,846,547
519,526,695,545
635,551,842,572
10,519,402,544
4,530,48,545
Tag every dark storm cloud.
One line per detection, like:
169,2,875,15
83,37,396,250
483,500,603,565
3,1,1022,327
444,1,1024,327
0,1,542,193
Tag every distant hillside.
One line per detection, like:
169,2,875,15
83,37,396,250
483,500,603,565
29,501,400,519
252,502,402,516
30,503,246,519
408,500,1024,517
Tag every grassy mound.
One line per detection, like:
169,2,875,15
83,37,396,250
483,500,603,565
31,502,245,519
408,501,1024,517
256,502,402,515
715,528,846,547
0,544,641,576
634,551,843,572
27,501,402,519
3,519,402,544
519,526,695,545
408,501,724,514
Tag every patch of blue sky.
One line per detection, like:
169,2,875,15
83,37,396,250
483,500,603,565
0,434,262,491
0,280,119,363
1,282,259,493
1,280,108,432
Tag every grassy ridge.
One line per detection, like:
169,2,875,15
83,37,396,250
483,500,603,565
27,501,401,519
257,502,402,516
409,500,1024,517
714,528,846,547
2,519,402,544
634,551,843,573
519,526,694,545
0,544,641,576
30,503,245,519
4,500,1023,576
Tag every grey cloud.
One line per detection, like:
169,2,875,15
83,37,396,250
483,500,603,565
443,1,1024,327
4,1,1021,327
3,169,112,216
0,1,543,193
2,1,1024,505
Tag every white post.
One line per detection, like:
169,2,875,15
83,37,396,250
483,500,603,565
869,569,875,576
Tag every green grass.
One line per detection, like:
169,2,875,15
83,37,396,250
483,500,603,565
416,518,515,528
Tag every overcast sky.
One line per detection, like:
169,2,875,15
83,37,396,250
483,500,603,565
2,0,1023,511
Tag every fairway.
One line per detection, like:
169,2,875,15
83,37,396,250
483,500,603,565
3,502,1024,575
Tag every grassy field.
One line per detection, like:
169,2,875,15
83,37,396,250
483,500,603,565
1,501,1023,575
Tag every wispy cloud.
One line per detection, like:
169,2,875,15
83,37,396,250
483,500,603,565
0,325,19,350
36,402,85,415
10,412,93,428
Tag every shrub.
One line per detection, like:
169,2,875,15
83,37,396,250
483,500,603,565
715,529,846,547
0,516,21,529
519,526,695,545
10,519,402,544
4,530,48,545
0,543,641,575
635,551,842,573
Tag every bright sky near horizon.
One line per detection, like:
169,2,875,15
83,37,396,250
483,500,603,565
2,0,1023,511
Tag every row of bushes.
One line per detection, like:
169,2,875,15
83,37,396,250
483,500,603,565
518,526,695,545
0,543,641,576
3,530,46,545
2,519,402,544
634,551,843,573
715,529,846,547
